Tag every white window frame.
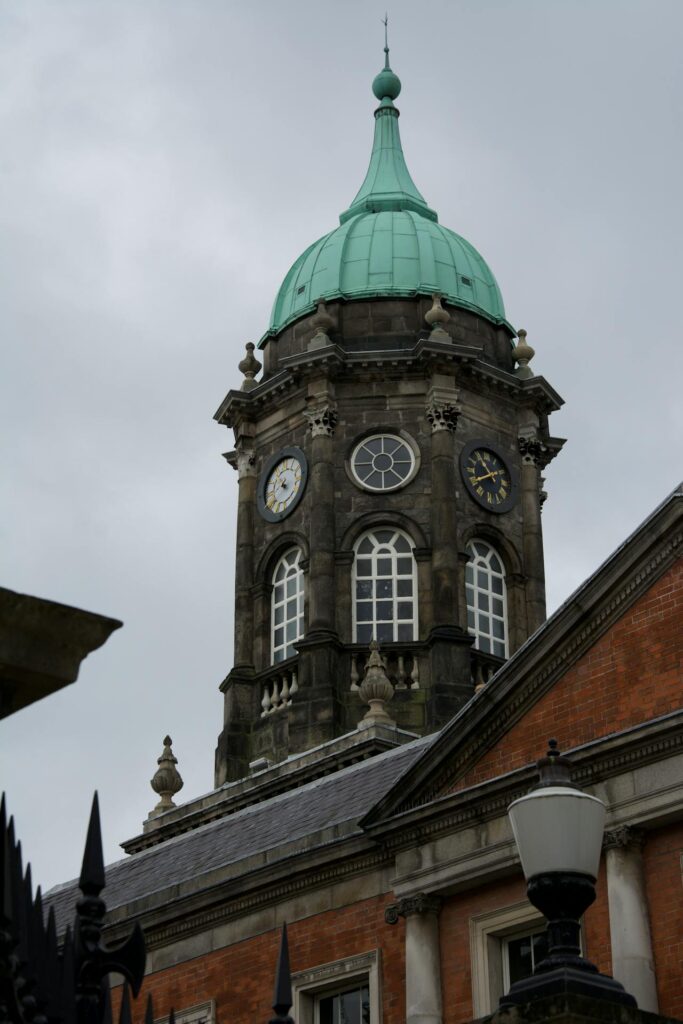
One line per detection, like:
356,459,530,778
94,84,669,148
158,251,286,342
292,950,380,1024
469,902,545,1016
154,1002,215,1024
271,547,305,664
352,529,418,644
350,433,418,493
465,540,509,658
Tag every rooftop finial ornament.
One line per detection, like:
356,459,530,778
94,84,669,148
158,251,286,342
372,15,401,102
425,293,451,339
149,735,184,817
513,328,535,379
358,640,396,728
239,342,262,391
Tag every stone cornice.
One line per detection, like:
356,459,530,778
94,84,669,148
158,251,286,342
362,710,683,851
105,833,386,953
214,342,564,427
362,491,682,823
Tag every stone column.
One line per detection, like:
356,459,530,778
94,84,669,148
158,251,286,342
304,395,338,636
231,439,257,668
604,826,658,1012
425,381,472,719
517,431,547,634
386,894,443,1024
289,386,340,751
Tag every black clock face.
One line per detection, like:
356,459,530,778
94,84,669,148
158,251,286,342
257,446,308,522
460,440,517,514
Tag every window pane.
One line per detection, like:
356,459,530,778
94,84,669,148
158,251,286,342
507,935,534,985
397,622,414,642
479,635,491,653
377,579,393,598
531,931,549,969
397,579,413,596
286,578,297,598
286,599,297,620
286,621,297,641
493,618,505,639
477,569,488,588
357,624,372,643
493,639,505,657
274,627,284,647
356,580,372,599
357,602,373,621
396,557,413,574
477,592,489,611
377,558,392,575
397,602,413,619
319,995,334,1024
384,470,401,487
375,529,393,544
358,538,373,555
492,597,504,616
479,614,490,633
377,622,393,642
365,471,382,488
492,575,503,595
357,559,372,577
467,609,475,629
274,605,284,625
376,601,392,620
365,437,382,454
394,535,410,553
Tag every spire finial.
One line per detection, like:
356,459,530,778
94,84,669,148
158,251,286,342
149,735,184,818
383,13,390,69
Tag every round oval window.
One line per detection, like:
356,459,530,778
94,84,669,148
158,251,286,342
351,434,416,492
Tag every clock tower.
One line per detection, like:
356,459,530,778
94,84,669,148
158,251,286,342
213,51,564,785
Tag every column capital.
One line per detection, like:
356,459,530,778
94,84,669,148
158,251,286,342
426,399,460,433
385,893,442,924
304,402,338,438
603,824,647,852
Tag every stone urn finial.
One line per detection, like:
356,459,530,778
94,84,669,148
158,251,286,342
238,342,262,391
425,293,451,339
149,735,184,818
513,328,536,379
358,641,396,729
308,299,336,351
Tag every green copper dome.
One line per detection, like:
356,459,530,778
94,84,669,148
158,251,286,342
266,54,506,338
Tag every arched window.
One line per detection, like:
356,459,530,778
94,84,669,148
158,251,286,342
353,529,417,644
271,548,304,664
465,540,508,658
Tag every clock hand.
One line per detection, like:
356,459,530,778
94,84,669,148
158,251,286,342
471,469,502,484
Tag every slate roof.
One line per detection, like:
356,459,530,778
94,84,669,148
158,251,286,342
45,733,433,935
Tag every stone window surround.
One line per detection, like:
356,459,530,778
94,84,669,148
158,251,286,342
291,949,380,1024
469,900,545,1016
154,1001,215,1024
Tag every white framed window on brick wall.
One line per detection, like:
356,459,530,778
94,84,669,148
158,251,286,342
154,1001,215,1024
291,950,380,1024
469,902,545,1016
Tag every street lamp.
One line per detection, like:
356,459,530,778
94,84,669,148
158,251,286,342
499,740,636,1008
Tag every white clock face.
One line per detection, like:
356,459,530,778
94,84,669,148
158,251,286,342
265,457,303,515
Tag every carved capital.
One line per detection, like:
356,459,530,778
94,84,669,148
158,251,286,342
426,400,460,433
603,825,647,852
304,403,338,438
235,446,257,479
517,433,546,467
384,893,442,924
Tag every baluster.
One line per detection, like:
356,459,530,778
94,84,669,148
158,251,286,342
350,655,360,691
410,654,420,690
289,669,299,698
474,660,486,692
271,677,281,711
396,654,407,690
261,683,271,717
281,673,290,706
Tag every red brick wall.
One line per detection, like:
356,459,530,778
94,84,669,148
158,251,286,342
439,861,612,1023
644,822,683,1018
452,561,682,792
126,892,405,1024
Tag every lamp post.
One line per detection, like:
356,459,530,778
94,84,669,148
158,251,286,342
499,740,636,1008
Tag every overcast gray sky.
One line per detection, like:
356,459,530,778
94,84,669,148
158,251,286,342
2,0,682,893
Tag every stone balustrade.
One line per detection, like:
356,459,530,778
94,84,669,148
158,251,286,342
350,646,420,691
470,648,504,691
260,663,299,716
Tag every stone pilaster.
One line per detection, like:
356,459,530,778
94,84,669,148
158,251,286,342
517,430,548,633
425,379,472,722
386,894,443,1024
604,826,658,1012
